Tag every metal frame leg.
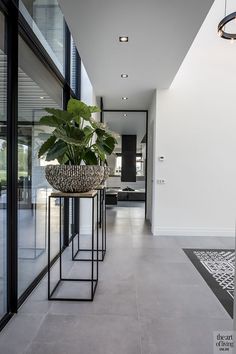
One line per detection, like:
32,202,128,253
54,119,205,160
71,189,107,262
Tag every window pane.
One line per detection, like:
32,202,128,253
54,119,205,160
19,0,65,75
0,11,7,319
70,36,77,94
18,36,63,296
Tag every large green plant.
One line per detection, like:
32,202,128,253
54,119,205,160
38,98,118,165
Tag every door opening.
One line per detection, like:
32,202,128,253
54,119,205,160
101,108,148,219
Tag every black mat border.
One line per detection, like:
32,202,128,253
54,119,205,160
183,248,234,318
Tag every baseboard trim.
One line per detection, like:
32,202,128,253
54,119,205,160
153,227,235,237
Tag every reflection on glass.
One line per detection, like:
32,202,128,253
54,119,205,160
18,36,63,296
0,11,7,319
19,0,65,74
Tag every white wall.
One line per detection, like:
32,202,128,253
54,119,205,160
152,0,236,237
79,62,98,234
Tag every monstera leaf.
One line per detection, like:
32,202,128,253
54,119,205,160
83,149,99,165
88,106,101,113
39,115,64,128
44,108,73,122
96,136,116,155
67,99,91,120
95,128,106,138
38,135,56,158
83,126,93,136
93,144,106,161
103,137,116,154
45,140,68,161
53,126,85,146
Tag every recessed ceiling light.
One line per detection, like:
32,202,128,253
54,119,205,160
123,113,127,117
119,36,128,42
40,96,45,99
122,97,128,100
121,74,128,78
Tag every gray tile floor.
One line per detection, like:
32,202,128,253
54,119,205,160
0,202,234,354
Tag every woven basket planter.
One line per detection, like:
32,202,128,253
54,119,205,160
45,165,105,193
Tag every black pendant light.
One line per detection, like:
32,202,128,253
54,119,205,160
218,12,236,40
218,0,236,41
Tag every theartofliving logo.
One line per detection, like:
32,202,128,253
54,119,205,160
213,331,235,353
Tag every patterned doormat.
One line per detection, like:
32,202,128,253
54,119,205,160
183,249,235,318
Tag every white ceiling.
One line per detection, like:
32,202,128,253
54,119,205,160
103,111,146,149
59,0,214,110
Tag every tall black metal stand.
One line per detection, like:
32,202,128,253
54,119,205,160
48,191,99,301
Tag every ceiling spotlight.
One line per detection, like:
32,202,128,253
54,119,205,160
119,36,128,42
40,96,45,99
121,74,128,78
123,113,127,117
122,97,128,100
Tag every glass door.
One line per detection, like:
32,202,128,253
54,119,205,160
18,35,63,296
0,11,7,320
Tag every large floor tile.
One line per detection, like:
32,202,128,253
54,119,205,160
0,313,46,354
106,224,133,236
132,247,189,263
132,235,179,248
107,234,134,249
141,316,233,354
135,259,205,286
28,314,142,354
137,283,229,320
218,237,235,249
49,279,138,317
175,236,224,249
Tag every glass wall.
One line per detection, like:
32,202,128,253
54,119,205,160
0,0,81,329
18,36,63,296
0,11,7,319
19,0,65,75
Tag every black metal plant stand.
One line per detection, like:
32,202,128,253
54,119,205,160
48,190,99,301
72,185,106,262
